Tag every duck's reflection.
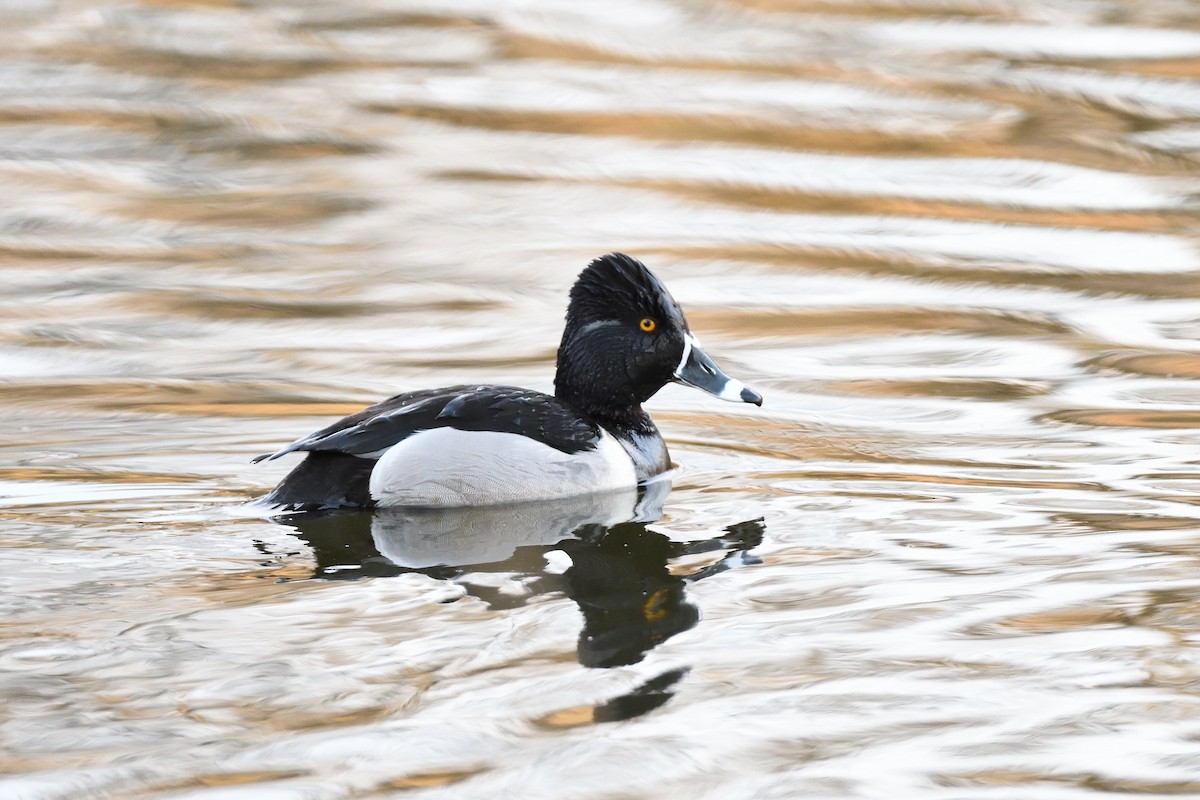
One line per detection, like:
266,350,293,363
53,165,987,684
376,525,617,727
272,482,763,721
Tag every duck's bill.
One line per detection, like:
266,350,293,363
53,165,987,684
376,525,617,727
673,335,763,406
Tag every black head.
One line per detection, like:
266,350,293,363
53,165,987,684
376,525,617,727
554,253,761,424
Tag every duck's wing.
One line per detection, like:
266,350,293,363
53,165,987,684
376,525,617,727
253,385,601,462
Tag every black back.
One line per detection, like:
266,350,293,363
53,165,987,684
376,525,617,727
257,385,607,511
256,385,601,463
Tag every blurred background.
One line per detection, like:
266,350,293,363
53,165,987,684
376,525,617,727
4,0,1200,797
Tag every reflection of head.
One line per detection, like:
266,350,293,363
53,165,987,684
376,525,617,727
593,668,689,723
560,523,700,669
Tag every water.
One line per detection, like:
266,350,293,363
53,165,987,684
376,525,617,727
3,0,1200,797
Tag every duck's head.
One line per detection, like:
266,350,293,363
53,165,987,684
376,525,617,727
554,253,762,420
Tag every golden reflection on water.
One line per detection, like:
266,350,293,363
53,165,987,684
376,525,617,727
4,0,1200,797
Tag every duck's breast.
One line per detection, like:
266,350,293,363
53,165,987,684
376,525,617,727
368,427,637,507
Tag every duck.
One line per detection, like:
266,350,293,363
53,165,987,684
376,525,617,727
255,253,762,510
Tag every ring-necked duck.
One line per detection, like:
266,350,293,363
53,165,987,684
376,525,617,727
255,253,762,509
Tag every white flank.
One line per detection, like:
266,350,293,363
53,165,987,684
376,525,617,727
368,428,636,508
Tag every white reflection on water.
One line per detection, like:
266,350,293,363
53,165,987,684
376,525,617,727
426,136,1192,209
359,61,1016,133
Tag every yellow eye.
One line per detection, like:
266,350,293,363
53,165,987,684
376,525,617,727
639,318,657,333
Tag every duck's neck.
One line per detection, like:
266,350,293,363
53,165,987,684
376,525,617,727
554,381,648,436
555,359,670,478
553,321,669,445
556,384,668,479
553,357,654,437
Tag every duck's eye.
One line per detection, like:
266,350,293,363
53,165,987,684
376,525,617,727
639,318,657,333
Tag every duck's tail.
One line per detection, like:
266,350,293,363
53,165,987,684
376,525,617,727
261,451,377,512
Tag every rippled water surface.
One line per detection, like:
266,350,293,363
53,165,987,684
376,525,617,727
5,0,1200,797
